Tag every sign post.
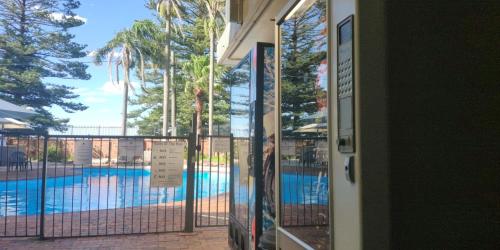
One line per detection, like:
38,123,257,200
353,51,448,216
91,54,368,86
184,113,197,232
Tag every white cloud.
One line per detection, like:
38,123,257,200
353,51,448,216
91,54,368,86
87,50,97,58
87,50,124,62
50,12,87,23
71,81,141,108
108,50,124,60
101,81,123,95
101,81,139,95
100,108,112,113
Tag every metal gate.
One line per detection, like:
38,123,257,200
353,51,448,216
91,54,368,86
0,130,198,238
194,135,232,227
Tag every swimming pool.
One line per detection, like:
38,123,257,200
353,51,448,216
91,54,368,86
0,166,327,217
0,167,228,216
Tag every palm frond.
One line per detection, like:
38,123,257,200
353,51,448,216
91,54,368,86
135,47,149,93
128,81,137,95
115,62,120,86
107,51,115,84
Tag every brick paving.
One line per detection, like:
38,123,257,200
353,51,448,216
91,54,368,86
0,193,230,249
1,193,228,237
0,226,229,250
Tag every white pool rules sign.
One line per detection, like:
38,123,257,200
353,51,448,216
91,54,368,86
74,140,92,165
150,141,186,187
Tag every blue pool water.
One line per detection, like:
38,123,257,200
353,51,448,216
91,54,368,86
0,168,228,216
0,166,328,217
280,173,329,205
232,167,329,206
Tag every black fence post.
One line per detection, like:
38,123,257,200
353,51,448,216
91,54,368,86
229,134,234,214
39,134,48,240
184,113,197,232
228,134,234,237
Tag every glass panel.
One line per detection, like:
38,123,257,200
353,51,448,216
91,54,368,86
279,0,330,248
248,49,257,248
260,46,276,249
231,55,251,228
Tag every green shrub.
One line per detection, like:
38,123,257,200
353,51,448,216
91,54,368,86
47,144,68,162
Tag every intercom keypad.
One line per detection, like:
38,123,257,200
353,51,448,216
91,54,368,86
337,16,355,153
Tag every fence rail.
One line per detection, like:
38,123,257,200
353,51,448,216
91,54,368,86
49,126,139,136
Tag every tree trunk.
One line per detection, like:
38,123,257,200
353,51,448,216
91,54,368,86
19,0,27,46
162,68,169,136
162,5,171,136
194,88,203,136
170,51,177,136
122,66,129,136
208,27,215,135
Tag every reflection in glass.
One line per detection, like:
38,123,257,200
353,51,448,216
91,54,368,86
279,0,330,248
230,55,251,228
260,46,276,249
230,56,251,138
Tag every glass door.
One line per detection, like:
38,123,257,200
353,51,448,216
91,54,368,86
277,0,330,248
229,54,252,250
229,43,275,250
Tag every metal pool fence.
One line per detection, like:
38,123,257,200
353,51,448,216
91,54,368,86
195,135,232,227
0,132,45,237
0,127,231,238
280,136,329,228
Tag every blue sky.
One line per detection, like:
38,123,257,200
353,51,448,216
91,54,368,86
49,0,155,126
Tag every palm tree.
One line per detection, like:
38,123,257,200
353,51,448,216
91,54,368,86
183,55,209,136
94,21,160,135
203,0,224,135
149,0,184,136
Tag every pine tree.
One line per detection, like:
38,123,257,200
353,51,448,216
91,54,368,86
280,1,327,135
0,0,90,130
129,65,164,135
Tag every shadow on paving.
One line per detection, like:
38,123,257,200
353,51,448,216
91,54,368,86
0,226,229,250
0,193,228,238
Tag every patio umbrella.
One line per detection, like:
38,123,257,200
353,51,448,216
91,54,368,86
0,99,37,120
0,117,29,129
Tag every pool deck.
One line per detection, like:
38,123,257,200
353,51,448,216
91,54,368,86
0,226,229,250
0,194,230,250
0,193,229,249
0,166,81,181
0,192,228,236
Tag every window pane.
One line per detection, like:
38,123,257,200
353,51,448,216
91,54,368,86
261,46,276,248
279,0,330,248
231,55,251,228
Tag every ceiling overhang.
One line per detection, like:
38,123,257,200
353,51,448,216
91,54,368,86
217,0,288,65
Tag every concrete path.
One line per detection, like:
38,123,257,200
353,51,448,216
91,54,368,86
0,226,229,250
